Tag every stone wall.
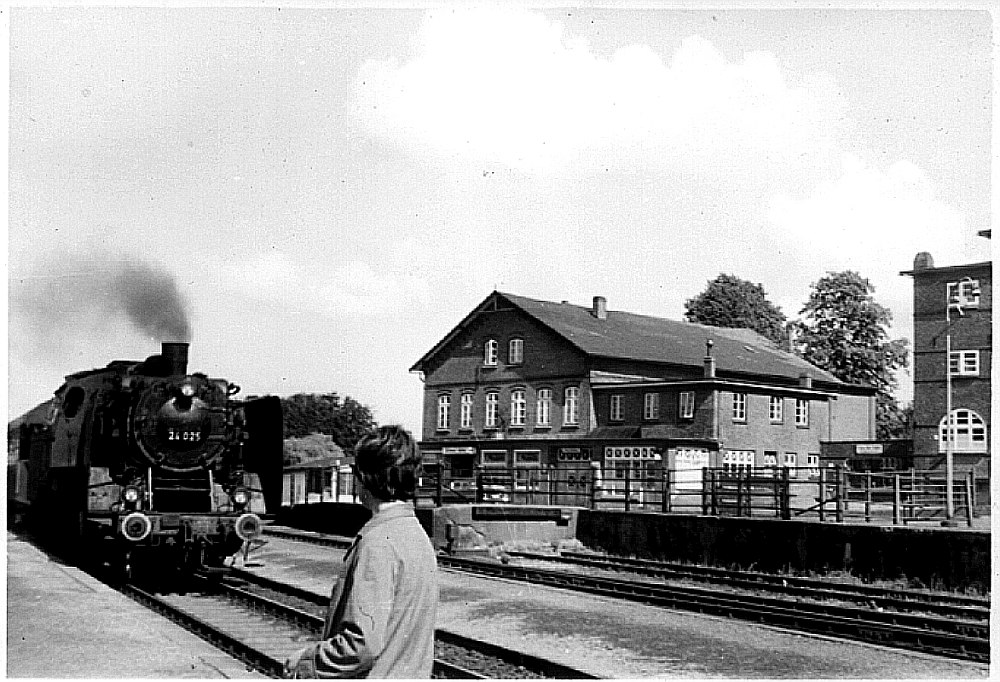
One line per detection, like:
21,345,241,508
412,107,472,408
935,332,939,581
577,510,990,592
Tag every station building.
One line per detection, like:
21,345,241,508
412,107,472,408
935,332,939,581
410,292,877,495
901,240,991,492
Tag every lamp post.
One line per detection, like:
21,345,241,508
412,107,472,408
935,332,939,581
942,276,975,526
943,300,955,525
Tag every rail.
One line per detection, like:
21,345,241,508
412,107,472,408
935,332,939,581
438,554,989,662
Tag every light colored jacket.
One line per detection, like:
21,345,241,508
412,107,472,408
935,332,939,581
292,503,438,678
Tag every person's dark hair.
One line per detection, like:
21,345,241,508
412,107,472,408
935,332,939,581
354,425,422,501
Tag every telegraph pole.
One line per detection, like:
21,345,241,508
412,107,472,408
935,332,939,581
943,299,955,524
942,276,974,527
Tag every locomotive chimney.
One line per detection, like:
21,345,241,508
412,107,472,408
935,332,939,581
162,342,189,376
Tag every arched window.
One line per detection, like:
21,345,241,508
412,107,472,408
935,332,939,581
536,389,552,426
510,389,526,426
460,393,474,429
938,409,988,453
437,394,451,431
485,391,499,428
563,387,579,425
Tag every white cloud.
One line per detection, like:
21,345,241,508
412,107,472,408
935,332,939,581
218,251,431,318
767,154,968,272
354,9,848,184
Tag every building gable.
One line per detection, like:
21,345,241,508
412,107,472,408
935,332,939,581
413,292,587,386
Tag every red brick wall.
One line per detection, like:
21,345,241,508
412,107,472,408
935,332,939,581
909,263,991,465
420,307,591,441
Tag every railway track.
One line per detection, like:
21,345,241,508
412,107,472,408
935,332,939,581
508,550,991,620
121,570,594,679
262,526,989,663
438,554,989,663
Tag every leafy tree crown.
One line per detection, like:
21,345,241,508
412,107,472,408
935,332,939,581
684,273,788,346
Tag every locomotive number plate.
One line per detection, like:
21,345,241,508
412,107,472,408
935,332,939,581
167,429,202,443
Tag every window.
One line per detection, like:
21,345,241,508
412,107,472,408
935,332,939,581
485,392,499,428
806,454,820,477
679,391,695,419
950,350,980,377
768,396,783,423
643,393,660,420
610,395,624,421
460,393,474,429
938,409,988,453
784,452,797,468
762,451,777,468
510,389,526,427
732,393,747,422
513,449,541,467
604,446,660,493
948,279,981,308
481,450,507,467
62,387,86,419
508,338,524,364
722,450,754,475
536,389,552,426
436,394,451,431
795,399,809,427
484,339,498,366
563,387,579,425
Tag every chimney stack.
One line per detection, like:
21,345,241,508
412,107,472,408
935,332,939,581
592,296,607,320
913,252,934,271
162,342,189,376
704,339,716,378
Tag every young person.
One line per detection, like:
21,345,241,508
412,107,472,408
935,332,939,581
284,426,438,678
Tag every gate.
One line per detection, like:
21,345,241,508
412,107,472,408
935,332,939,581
550,464,593,507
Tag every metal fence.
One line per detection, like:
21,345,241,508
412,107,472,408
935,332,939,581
415,465,978,526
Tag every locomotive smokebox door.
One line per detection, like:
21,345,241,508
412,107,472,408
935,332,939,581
240,396,284,514
132,375,227,472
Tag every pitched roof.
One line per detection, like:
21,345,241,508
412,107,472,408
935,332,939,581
500,292,841,384
412,291,843,386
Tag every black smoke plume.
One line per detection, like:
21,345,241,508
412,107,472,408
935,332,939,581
116,262,192,342
11,256,192,344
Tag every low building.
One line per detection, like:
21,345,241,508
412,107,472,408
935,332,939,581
281,455,356,506
410,291,877,498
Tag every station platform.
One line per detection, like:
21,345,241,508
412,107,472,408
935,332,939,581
6,532,262,678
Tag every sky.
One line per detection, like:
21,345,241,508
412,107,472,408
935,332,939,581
7,4,994,438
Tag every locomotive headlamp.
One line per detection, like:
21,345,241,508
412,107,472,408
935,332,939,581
121,512,152,542
235,513,262,541
231,488,250,509
180,383,195,398
122,486,141,506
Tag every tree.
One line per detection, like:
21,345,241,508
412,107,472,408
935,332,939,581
684,274,788,346
283,433,345,467
791,271,910,439
280,393,377,450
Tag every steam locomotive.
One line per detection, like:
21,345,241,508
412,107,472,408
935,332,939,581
7,342,284,579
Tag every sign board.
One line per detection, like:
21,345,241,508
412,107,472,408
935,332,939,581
442,447,476,455
855,443,884,455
